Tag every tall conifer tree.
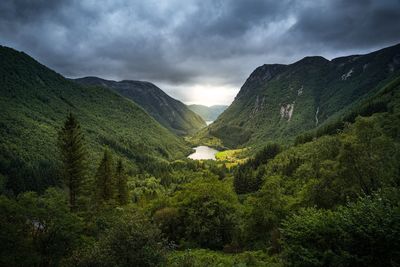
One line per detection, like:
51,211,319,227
115,159,129,205
95,148,114,205
58,113,87,211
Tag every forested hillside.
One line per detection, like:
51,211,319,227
1,43,400,267
204,43,400,148
74,77,206,135
0,46,190,194
188,104,228,122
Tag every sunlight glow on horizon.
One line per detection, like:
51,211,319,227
186,84,238,106
162,83,239,106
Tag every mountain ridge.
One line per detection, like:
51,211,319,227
202,42,400,148
0,45,190,193
74,76,206,135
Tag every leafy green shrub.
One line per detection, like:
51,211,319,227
0,188,83,267
281,188,400,267
234,143,281,194
155,178,240,250
67,210,165,267
242,175,289,250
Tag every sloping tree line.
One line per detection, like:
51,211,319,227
58,113,129,210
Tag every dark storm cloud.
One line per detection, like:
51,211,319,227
289,0,400,50
177,0,291,39
0,0,400,104
0,0,66,22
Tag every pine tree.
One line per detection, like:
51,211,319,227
115,159,129,205
233,167,248,194
58,113,87,211
95,148,115,205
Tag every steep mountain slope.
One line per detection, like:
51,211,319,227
0,45,190,193
188,104,228,122
295,75,400,145
205,43,400,148
74,77,206,135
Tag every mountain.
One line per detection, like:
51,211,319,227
188,104,228,122
295,75,400,145
74,77,206,135
203,43,400,148
0,45,190,193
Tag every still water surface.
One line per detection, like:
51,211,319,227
188,146,219,160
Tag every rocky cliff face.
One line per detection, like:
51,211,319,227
205,43,400,148
74,77,206,135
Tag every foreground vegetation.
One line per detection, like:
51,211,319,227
166,249,281,267
1,94,400,266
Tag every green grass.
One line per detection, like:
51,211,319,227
215,148,247,160
215,148,247,168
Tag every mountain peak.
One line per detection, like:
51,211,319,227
248,64,287,81
236,64,287,99
294,56,329,66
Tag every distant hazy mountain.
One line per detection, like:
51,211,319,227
188,104,228,122
74,77,206,135
0,45,190,193
202,43,400,148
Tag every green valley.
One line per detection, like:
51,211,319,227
1,29,400,267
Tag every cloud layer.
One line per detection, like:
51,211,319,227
1,0,400,105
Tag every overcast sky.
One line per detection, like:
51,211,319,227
1,0,400,105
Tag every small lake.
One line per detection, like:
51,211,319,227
188,146,219,160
